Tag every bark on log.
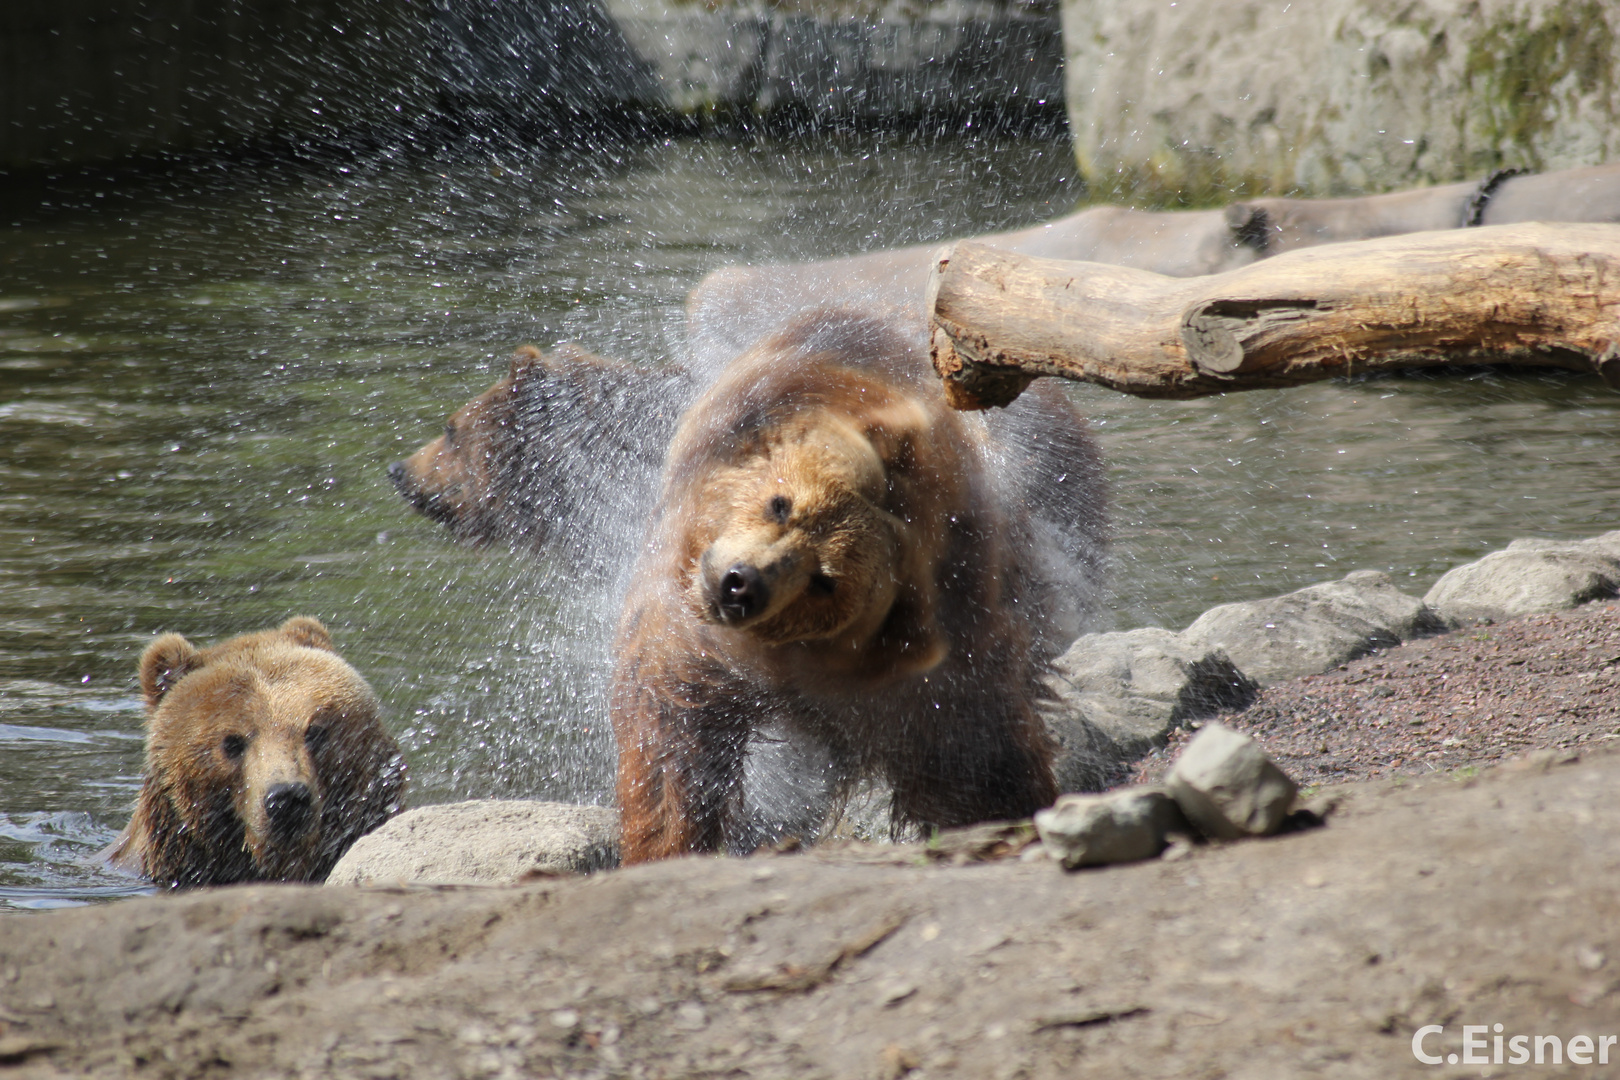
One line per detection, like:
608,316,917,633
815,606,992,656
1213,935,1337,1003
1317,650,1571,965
927,222,1620,408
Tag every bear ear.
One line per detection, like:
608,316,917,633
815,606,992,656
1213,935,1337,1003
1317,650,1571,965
507,345,546,383
139,634,202,710
278,617,335,653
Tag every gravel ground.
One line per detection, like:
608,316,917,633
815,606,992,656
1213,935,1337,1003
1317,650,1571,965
1134,599,1620,789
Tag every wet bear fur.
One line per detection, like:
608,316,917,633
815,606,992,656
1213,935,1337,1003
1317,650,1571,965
108,617,406,888
611,309,1105,864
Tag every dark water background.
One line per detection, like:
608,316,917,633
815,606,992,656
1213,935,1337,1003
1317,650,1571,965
3,131,1616,908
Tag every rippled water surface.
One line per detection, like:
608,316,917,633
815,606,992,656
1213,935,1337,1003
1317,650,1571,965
3,131,1617,905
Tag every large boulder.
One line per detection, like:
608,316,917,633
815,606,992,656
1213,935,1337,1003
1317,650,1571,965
1040,627,1257,791
326,801,619,887
1424,532,1620,628
1060,0,1620,199
1181,569,1442,688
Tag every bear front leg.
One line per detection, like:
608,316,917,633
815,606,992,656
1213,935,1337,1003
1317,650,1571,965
887,699,1057,832
611,680,751,865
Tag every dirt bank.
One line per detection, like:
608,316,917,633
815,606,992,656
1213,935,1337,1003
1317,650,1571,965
4,602,1619,1079
4,760,1620,1076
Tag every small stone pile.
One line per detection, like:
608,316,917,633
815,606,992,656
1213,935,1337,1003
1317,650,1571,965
1033,723,1299,870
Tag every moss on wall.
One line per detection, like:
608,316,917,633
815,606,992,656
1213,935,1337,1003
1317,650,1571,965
1462,2,1617,173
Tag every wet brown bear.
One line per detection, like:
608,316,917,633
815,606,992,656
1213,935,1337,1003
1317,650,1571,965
389,343,692,561
108,617,406,887
611,309,1105,864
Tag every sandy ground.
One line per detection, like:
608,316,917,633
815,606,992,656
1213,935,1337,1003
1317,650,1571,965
3,601,1619,1080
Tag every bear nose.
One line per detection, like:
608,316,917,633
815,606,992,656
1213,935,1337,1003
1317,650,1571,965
264,782,315,836
718,564,769,623
386,460,409,491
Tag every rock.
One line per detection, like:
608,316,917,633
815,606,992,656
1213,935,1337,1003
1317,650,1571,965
1060,0,1620,199
1181,570,1442,687
1165,724,1297,840
1033,788,1187,870
606,0,1063,123
1424,532,1620,628
608,3,766,114
325,801,618,887
1040,627,1258,791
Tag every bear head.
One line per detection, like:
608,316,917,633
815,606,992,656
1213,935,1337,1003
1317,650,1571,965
388,345,556,547
119,616,404,886
389,343,688,553
661,314,973,676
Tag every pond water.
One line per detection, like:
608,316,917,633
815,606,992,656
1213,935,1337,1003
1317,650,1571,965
3,130,1617,908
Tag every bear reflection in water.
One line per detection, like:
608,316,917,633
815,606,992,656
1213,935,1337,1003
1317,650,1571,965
393,308,1106,862
107,618,407,887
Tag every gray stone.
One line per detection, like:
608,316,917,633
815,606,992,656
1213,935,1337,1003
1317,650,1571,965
1033,788,1187,870
1060,0,1620,198
1424,532,1620,628
326,801,618,887
606,0,1063,121
1181,570,1442,688
1165,724,1297,840
610,4,767,113
1039,628,1257,792
756,6,1063,122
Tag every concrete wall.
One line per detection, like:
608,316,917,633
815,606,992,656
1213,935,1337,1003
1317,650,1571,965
2,0,1063,172
1060,0,1620,201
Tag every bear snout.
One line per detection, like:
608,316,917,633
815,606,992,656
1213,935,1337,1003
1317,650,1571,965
696,536,826,633
387,458,429,509
717,563,770,623
387,459,431,509
263,781,316,839
389,459,460,524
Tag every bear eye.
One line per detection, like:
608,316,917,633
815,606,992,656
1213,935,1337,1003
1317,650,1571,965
809,572,837,596
767,494,792,523
221,734,248,761
443,421,459,446
305,723,330,752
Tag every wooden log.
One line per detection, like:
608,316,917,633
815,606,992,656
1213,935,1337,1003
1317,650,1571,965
927,222,1620,408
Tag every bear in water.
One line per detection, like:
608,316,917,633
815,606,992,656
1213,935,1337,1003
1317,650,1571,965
107,617,406,887
388,343,692,563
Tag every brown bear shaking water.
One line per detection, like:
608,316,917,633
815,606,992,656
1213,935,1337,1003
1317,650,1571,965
107,617,406,887
611,310,1104,864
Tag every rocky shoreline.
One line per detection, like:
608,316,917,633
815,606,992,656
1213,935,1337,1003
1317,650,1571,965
1045,529,1620,793
1137,597,1620,792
